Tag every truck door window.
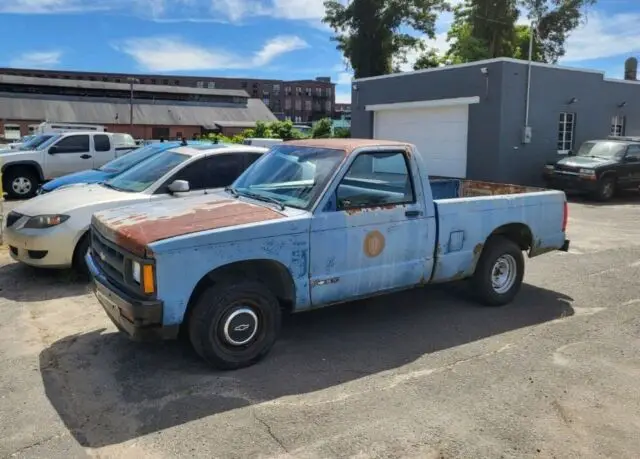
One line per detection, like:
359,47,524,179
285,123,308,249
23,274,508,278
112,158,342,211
94,134,111,152
170,154,243,190
53,135,90,153
336,151,415,210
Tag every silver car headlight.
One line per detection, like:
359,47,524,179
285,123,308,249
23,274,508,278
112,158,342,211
23,215,70,229
579,168,595,177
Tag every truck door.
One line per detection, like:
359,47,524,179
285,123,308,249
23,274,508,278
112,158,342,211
92,133,113,169
44,134,92,179
622,144,640,186
309,149,433,306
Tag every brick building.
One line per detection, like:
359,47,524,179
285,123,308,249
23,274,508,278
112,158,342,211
0,67,336,124
0,73,277,140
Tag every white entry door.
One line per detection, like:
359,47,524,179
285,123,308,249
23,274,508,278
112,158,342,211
372,104,471,178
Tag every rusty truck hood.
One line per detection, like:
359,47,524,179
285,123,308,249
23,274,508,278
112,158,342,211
92,193,286,255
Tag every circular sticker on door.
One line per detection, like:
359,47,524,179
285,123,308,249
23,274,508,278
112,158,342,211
363,230,385,258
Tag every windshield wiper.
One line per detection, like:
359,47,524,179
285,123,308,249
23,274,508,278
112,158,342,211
224,186,239,197
101,182,125,192
238,190,285,210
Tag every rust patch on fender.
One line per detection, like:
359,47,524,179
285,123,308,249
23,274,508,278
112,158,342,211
473,243,484,255
99,200,284,256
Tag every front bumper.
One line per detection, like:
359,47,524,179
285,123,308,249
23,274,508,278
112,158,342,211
4,221,78,268
86,251,178,341
543,172,599,193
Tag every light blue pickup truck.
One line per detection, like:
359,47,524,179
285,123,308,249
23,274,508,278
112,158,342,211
87,139,570,370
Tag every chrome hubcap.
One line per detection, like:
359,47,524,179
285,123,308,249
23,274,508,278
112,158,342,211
12,177,32,195
222,308,258,346
491,254,517,294
603,182,613,197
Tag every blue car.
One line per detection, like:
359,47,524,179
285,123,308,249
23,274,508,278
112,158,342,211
38,141,211,194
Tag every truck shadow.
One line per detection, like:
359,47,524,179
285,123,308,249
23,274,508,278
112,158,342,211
39,282,573,448
567,189,639,207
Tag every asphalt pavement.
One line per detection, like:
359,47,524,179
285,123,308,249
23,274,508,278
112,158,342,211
1,194,640,458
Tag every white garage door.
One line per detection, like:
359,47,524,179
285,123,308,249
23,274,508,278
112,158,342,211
372,103,472,178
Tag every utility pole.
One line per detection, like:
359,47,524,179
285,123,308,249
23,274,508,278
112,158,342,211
127,77,139,135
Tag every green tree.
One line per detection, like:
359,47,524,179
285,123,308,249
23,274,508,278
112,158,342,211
270,119,306,140
520,0,597,63
413,47,443,69
323,0,448,79
312,118,333,138
333,127,351,138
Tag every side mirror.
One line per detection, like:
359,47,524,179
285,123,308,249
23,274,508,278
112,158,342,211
567,150,574,156
168,179,190,193
48,146,59,154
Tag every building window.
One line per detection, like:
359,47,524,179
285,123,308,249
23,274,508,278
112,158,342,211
207,81,215,89
285,98,292,110
174,80,180,85
263,97,270,106
305,88,312,96
611,115,625,136
325,101,332,112
315,87,322,96
163,79,169,85
558,112,575,153
285,86,291,95
326,88,332,97
295,99,302,110
273,84,280,94
296,87,302,96
196,81,204,88
241,82,248,88
304,100,312,111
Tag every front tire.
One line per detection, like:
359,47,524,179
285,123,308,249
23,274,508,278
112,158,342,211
472,236,524,306
3,167,39,199
188,279,282,370
594,176,615,201
72,233,91,278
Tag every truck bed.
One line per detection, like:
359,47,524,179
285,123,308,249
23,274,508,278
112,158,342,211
430,178,543,200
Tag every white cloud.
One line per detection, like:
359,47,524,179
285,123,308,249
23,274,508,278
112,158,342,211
560,12,640,62
113,35,308,71
10,50,63,68
335,89,351,104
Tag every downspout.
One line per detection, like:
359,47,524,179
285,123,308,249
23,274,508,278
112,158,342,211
524,21,535,128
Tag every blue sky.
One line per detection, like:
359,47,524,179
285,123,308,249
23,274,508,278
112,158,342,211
0,0,639,104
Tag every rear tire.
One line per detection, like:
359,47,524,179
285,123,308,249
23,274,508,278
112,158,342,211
3,167,39,199
188,279,282,370
471,236,524,306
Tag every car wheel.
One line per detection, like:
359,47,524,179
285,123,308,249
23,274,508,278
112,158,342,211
595,176,615,201
4,167,39,199
471,236,525,307
188,279,282,370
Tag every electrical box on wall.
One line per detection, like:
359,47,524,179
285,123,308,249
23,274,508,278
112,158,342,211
522,126,532,144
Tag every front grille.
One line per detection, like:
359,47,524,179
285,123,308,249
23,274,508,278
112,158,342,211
6,211,22,227
555,164,578,173
91,225,127,287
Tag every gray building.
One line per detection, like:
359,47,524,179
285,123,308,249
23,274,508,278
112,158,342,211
351,57,640,186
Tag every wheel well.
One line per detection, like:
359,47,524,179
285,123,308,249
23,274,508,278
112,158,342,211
3,163,43,181
72,231,90,266
489,223,533,251
183,259,296,329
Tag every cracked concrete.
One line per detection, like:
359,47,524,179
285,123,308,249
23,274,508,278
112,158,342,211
1,197,640,458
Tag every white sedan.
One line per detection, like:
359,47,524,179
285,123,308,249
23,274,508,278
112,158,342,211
3,144,267,273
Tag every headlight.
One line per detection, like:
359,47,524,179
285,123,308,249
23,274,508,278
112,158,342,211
544,164,555,170
579,168,595,177
132,261,141,284
23,215,69,229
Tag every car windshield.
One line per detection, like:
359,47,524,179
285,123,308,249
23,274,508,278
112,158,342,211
20,134,55,150
103,150,189,193
576,141,627,158
99,143,172,173
232,144,345,210
36,134,62,150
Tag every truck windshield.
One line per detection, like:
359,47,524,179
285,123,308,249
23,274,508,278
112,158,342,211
576,141,627,158
99,143,170,173
102,150,189,192
232,144,345,210
36,134,62,150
